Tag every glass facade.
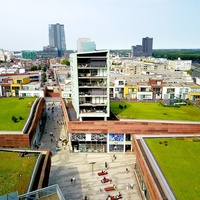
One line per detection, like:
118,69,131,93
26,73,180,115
135,162,150,200
71,133,107,153
48,23,66,57
82,42,96,52
109,133,124,152
70,133,132,153
22,50,36,60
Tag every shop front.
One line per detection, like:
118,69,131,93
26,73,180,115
71,133,107,153
71,133,132,153
108,133,132,153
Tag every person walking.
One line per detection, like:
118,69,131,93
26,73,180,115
105,161,108,169
73,176,76,183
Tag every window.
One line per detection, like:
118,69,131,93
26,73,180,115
128,88,136,93
167,88,175,93
17,80,22,84
119,81,124,85
156,81,161,85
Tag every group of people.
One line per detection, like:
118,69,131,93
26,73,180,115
102,160,123,199
106,192,122,200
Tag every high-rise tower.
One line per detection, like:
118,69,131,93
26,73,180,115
132,37,153,57
142,37,153,57
49,23,66,57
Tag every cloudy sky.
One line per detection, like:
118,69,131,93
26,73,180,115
1,0,199,51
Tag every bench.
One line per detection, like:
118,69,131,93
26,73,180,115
97,172,108,176
104,186,115,191
101,178,111,183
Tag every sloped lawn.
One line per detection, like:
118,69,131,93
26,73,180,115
110,102,200,121
145,138,200,200
0,97,36,131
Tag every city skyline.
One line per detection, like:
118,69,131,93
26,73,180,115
1,0,200,51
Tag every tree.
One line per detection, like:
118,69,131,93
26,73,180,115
61,60,70,66
43,66,47,72
41,73,47,82
12,116,18,123
30,66,38,71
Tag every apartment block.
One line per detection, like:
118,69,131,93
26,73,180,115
70,50,110,121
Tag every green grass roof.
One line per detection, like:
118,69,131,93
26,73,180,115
0,97,36,131
145,137,200,200
0,151,38,196
110,101,200,121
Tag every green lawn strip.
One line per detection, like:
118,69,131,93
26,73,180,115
0,97,36,131
0,151,38,195
110,102,200,121
145,138,200,200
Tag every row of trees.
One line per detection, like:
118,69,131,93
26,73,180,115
109,49,200,61
152,49,200,61
30,64,49,72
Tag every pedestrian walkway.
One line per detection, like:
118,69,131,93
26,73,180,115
40,100,69,153
40,99,143,200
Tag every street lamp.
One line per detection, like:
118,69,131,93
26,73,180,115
89,161,96,175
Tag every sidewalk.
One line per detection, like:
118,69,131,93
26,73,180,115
40,100,143,200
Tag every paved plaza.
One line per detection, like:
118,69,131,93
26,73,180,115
40,100,143,200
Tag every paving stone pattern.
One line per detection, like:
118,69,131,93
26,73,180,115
40,100,143,200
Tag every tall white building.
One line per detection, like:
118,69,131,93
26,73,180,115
0,49,5,61
77,38,96,52
70,50,110,121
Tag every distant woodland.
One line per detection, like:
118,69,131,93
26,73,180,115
110,49,200,62
152,49,200,61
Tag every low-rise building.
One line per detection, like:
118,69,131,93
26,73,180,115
137,82,152,100
168,59,192,71
188,84,200,100
11,76,30,96
124,84,137,100
19,82,44,97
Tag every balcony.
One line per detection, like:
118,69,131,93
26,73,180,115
80,108,107,114
78,73,107,78
79,101,107,106
79,89,107,97
78,63,107,69
78,81,107,88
